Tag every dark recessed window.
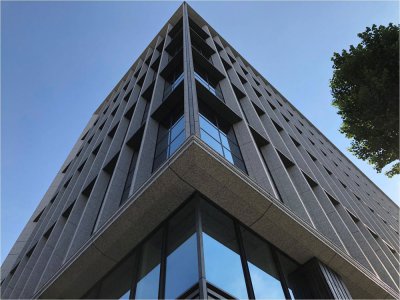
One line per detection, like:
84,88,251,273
271,120,283,133
277,150,295,169
307,151,317,162
281,113,290,122
111,105,119,117
290,136,301,147
108,123,118,138
62,201,75,219
153,106,185,171
215,42,223,52
33,208,45,223
199,103,247,173
123,89,132,102
267,100,276,110
133,68,140,78
43,223,55,239
26,243,37,258
325,192,340,206
62,162,71,174
324,166,333,175
303,171,318,188
123,80,130,91
92,142,102,155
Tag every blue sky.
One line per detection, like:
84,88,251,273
2,1,399,263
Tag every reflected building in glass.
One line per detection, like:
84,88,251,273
1,3,399,299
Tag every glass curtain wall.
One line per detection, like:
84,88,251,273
83,196,298,299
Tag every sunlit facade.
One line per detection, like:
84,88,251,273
1,3,399,299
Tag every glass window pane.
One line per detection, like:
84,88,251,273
97,251,137,299
220,132,230,149
241,227,286,299
169,130,185,156
222,147,234,164
201,201,248,299
165,202,198,299
200,130,224,156
170,116,185,141
199,115,220,141
134,229,162,299
277,252,299,299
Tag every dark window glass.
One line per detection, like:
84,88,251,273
194,70,224,101
120,150,138,206
153,106,185,171
276,252,298,299
201,201,248,299
134,229,163,299
164,71,184,99
165,202,198,298
241,227,286,299
97,252,137,299
199,112,246,173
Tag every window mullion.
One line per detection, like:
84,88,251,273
195,199,207,299
234,222,256,299
270,245,292,300
158,224,168,299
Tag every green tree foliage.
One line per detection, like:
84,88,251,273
330,23,399,177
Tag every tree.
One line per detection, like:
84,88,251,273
330,23,399,177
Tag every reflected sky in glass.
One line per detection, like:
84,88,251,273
165,234,198,299
134,265,160,299
248,263,285,299
203,233,248,299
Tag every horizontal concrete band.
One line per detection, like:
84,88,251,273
36,138,398,299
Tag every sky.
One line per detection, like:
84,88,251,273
1,1,399,264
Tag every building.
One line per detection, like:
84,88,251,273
1,2,399,299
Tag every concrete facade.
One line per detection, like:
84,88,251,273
1,3,399,299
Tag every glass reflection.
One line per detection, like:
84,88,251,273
165,202,198,299
201,201,248,299
134,229,162,299
241,228,286,299
199,112,246,173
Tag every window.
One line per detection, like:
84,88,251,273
201,201,248,299
165,202,198,299
153,106,185,171
199,104,247,173
120,151,138,206
134,229,163,299
94,251,137,299
194,69,223,101
163,70,184,100
241,227,287,299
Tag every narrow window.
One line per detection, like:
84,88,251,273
153,106,185,171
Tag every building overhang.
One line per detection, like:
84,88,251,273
36,137,398,299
